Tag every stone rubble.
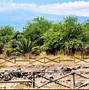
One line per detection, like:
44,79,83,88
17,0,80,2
0,64,89,89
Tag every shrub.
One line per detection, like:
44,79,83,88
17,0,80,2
31,46,41,55
0,43,4,54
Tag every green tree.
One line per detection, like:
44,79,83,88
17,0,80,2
0,25,15,44
42,29,63,54
23,17,52,47
15,38,31,55
61,17,86,55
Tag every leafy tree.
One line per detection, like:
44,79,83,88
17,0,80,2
0,16,88,56
0,26,15,44
12,31,23,40
83,20,89,44
42,29,63,54
63,17,84,40
61,17,86,55
23,17,52,47
64,39,83,56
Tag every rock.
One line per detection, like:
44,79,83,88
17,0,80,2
61,67,72,74
41,81,46,84
76,66,81,69
75,82,83,87
23,76,27,79
53,69,58,72
82,66,89,69
27,75,32,79
35,72,45,78
10,71,23,78
3,74,13,81
72,68,77,70
0,72,4,75
85,72,89,74
22,72,29,77
49,76,54,80
16,68,22,72
66,79,71,82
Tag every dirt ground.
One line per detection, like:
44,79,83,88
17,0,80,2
0,54,89,89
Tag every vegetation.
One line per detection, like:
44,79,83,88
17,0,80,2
0,16,89,56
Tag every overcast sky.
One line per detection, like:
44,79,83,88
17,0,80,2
0,0,89,31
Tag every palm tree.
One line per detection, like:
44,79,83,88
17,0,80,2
15,38,31,55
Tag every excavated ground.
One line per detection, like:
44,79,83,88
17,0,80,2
0,63,89,89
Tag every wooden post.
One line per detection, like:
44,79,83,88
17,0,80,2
32,72,35,88
29,56,31,64
28,81,31,88
74,57,75,63
72,72,75,89
14,57,16,63
59,57,60,63
44,57,45,63
29,59,30,64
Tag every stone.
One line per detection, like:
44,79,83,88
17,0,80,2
3,74,13,81
53,69,58,72
22,72,29,77
49,76,54,80
61,67,72,74
10,71,23,78
67,79,71,82
27,75,32,79
76,66,81,69
75,82,83,87
72,68,77,70
85,72,89,74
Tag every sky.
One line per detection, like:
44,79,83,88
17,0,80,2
0,0,89,31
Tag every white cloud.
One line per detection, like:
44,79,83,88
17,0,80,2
0,1,89,17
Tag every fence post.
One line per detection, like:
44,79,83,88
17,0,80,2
72,72,75,89
44,57,45,63
59,57,60,63
14,57,16,63
29,58,30,64
74,57,75,63
32,72,35,88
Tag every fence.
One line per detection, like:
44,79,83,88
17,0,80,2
74,56,89,63
0,56,89,64
0,56,89,89
0,71,89,89
32,71,89,89
0,56,88,65
0,80,32,86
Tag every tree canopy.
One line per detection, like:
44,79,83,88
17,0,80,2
0,16,89,56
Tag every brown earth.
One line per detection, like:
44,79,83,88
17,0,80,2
0,54,89,89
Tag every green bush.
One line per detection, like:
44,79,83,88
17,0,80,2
31,46,41,55
0,43,4,53
85,45,89,55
